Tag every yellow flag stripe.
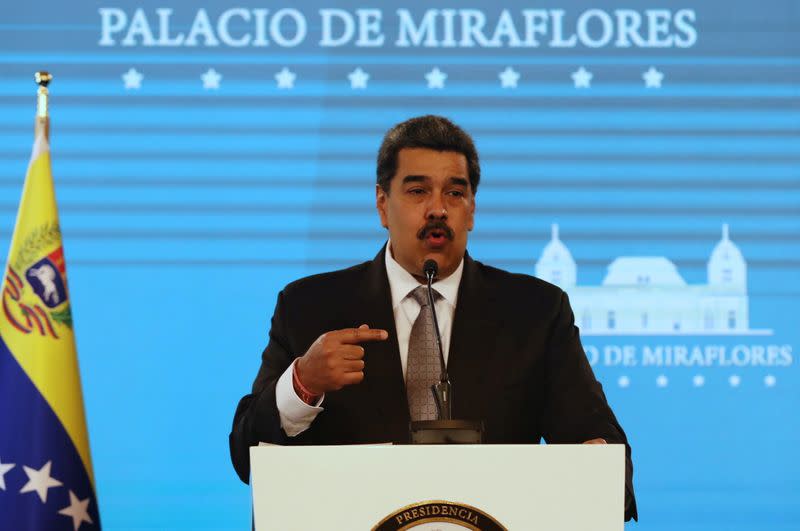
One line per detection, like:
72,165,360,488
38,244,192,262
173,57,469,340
0,136,95,486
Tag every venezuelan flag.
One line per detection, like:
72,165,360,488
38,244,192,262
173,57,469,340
0,131,100,529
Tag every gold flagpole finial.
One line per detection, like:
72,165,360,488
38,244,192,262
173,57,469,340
34,71,52,141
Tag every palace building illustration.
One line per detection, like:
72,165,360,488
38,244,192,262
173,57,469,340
535,224,770,336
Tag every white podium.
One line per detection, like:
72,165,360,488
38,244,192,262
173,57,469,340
250,444,624,530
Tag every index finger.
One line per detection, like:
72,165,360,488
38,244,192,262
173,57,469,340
337,327,389,344
582,438,607,445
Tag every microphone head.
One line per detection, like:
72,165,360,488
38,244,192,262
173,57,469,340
423,259,439,280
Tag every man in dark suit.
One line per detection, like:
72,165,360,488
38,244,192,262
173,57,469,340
230,115,637,521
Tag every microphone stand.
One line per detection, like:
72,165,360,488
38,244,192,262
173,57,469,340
409,259,483,445
426,263,452,420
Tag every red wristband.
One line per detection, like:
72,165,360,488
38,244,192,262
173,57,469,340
292,359,320,405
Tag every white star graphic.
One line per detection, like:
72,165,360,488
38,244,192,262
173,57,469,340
692,374,705,387
729,375,741,387
59,490,94,531
764,374,777,387
571,66,593,89
617,375,630,388
275,67,296,89
0,457,15,491
656,374,668,388
643,66,664,88
20,460,62,503
347,67,370,89
425,67,447,89
201,68,222,90
498,66,520,89
122,68,143,90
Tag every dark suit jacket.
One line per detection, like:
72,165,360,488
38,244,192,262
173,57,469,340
230,246,638,521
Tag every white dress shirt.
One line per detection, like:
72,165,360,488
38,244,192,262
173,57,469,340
275,243,464,436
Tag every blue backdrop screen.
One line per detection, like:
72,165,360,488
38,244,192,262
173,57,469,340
0,1,798,529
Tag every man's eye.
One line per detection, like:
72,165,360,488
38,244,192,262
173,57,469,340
447,190,465,197
408,188,425,195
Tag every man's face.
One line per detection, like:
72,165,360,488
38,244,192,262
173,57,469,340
376,147,475,280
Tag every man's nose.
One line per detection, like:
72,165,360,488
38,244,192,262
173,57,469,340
425,192,447,219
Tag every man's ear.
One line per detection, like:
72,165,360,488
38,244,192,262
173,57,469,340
376,184,389,228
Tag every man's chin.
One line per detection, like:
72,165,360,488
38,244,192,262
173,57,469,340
421,250,462,278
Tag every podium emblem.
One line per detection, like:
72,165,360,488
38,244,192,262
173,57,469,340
373,500,506,530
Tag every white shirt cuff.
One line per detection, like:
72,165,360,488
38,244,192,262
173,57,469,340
276,360,324,437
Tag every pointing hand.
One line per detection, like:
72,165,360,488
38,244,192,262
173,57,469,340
295,324,388,395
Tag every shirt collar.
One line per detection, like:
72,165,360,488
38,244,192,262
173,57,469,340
385,241,464,310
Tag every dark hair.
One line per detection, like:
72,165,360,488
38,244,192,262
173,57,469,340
376,115,480,195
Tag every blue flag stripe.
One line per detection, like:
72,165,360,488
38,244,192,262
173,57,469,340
0,337,100,530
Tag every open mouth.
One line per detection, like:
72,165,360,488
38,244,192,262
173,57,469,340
424,228,450,248
417,222,454,249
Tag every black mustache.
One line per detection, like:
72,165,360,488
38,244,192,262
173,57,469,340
417,221,454,241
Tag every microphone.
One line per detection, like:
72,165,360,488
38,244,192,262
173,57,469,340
408,260,481,443
423,259,452,421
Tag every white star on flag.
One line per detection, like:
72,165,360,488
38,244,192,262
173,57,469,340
201,68,222,90
729,375,741,387
20,460,63,503
122,68,143,90
275,67,297,89
498,67,520,88
617,375,630,388
59,490,94,531
643,67,664,88
347,67,370,89
692,375,705,387
656,374,668,388
571,66,593,88
0,457,14,490
425,67,447,89
764,374,777,387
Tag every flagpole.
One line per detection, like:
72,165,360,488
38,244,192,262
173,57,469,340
34,71,52,141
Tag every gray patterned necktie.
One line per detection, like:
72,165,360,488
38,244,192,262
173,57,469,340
406,285,443,421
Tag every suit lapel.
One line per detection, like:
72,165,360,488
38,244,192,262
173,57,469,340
357,246,410,434
447,253,500,421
